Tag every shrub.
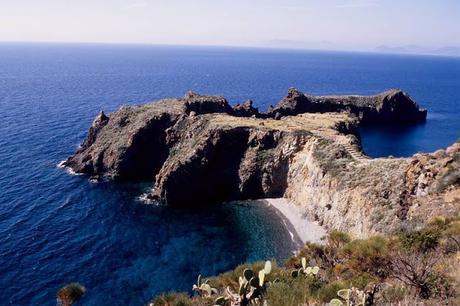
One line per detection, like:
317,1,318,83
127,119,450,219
322,231,352,267
296,242,325,266
399,228,441,253
149,218,460,305
284,256,299,269
56,283,86,306
389,249,442,299
380,285,407,304
340,235,389,277
327,231,351,249
150,292,193,306
345,272,378,289
441,220,460,253
317,280,350,302
265,278,312,306
208,261,279,291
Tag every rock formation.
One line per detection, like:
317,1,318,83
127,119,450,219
64,89,458,237
232,100,260,117
267,87,427,124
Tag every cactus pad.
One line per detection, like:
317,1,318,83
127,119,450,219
263,261,272,275
243,268,254,281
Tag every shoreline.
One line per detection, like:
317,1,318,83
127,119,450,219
253,198,326,246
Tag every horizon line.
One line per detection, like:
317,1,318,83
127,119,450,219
0,40,459,59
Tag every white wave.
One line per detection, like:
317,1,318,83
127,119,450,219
89,177,99,184
56,160,84,176
57,160,66,168
137,190,160,205
283,220,296,242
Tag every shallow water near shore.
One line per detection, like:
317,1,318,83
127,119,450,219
1,43,460,305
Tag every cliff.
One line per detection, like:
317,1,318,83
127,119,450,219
64,89,457,237
284,137,460,236
267,88,427,124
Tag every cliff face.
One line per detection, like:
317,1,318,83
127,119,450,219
149,113,357,205
64,89,457,237
284,138,460,236
65,100,182,180
64,93,234,180
268,88,427,124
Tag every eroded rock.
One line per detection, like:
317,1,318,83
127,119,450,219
266,88,427,124
64,90,458,237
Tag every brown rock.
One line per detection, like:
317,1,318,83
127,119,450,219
64,90,459,237
266,88,427,124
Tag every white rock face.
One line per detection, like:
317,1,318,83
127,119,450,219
283,135,460,238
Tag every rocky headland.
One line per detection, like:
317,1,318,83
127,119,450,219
64,89,460,237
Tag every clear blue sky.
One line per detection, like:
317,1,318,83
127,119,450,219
1,0,459,50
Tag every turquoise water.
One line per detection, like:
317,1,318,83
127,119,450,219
0,43,459,305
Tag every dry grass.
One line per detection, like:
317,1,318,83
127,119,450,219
208,113,354,134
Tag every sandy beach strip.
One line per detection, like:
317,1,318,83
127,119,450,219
254,198,326,245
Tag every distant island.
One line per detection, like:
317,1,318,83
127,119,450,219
375,44,460,57
259,39,460,57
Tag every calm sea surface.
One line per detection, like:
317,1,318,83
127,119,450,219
0,43,459,305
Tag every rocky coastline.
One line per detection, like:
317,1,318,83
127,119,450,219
64,89,460,237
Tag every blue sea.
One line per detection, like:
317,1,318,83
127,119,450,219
0,43,459,305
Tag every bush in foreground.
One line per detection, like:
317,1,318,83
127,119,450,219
56,283,86,306
150,216,460,306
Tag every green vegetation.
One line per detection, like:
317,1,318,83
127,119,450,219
290,257,320,278
150,292,193,306
150,216,460,306
192,275,218,298
215,260,274,305
56,283,86,306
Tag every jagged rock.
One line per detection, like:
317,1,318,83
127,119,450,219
63,93,236,179
267,88,427,124
233,100,259,117
148,114,322,205
64,90,458,237
80,111,109,150
182,92,233,115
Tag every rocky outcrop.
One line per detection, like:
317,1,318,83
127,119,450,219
284,137,460,236
267,88,427,124
80,111,109,151
64,99,185,180
233,100,260,117
64,90,458,237
148,114,332,205
182,91,234,115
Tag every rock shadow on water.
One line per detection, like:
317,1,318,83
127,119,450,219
68,191,302,305
221,200,304,261
360,121,428,158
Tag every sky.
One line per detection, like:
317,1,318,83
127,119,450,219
0,0,459,51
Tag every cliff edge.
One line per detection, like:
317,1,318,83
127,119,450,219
267,88,427,124
64,89,458,237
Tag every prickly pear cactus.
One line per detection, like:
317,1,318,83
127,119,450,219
329,298,344,306
243,268,254,281
263,261,272,275
192,274,217,298
214,296,227,306
329,287,366,306
292,257,320,278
